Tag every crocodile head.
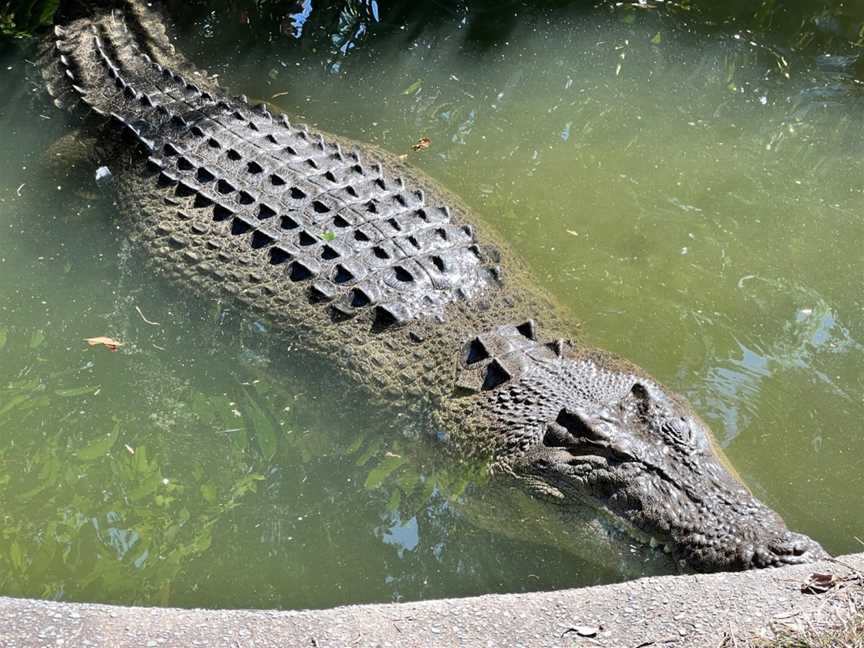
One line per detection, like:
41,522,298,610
457,322,828,571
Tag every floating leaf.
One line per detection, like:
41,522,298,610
55,385,99,398
345,434,366,455
245,394,278,461
200,483,217,504
364,452,406,490
129,473,162,502
396,466,420,494
650,32,662,45
29,329,45,349
84,336,123,351
77,421,120,461
0,393,29,418
412,136,432,152
401,78,423,95
386,488,402,512
9,542,24,571
354,437,384,466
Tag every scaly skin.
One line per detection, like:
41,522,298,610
39,0,828,571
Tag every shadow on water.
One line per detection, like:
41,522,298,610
155,0,864,75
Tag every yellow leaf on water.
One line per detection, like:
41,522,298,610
412,136,432,152
84,336,124,352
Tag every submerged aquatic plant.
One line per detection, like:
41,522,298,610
0,0,58,38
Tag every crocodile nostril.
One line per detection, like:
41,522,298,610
630,382,650,401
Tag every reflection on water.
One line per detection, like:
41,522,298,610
700,278,864,445
1,0,863,609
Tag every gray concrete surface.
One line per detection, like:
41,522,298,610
1,553,862,648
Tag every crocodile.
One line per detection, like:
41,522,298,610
39,0,828,572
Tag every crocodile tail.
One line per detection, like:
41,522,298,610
40,0,217,128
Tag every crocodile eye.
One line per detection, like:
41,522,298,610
627,382,653,417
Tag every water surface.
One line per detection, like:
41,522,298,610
0,1,862,608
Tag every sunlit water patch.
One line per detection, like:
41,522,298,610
1,1,862,608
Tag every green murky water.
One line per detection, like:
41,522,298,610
1,2,862,609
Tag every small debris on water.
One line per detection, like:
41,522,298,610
135,305,161,326
412,136,432,152
84,336,124,351
95,166,113,186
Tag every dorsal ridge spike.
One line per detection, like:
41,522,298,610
548,339,566,357
516,320,537,341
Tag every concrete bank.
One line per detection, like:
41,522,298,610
1,553,862,648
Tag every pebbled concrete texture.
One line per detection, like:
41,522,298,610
0,553,861,648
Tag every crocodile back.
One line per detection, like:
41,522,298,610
44,3,495,327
